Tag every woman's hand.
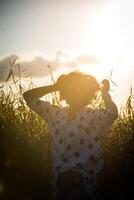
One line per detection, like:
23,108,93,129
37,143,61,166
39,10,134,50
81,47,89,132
101,79,110,96
101,79,118,120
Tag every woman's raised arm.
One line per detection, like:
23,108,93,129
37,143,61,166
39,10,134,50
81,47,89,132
23,84,58,102
101,79,118,119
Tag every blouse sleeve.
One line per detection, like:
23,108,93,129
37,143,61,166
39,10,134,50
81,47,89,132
93,95,118,136
26,98,56,123
94,106,118,128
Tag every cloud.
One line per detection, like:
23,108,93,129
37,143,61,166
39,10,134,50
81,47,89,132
0,50,99,82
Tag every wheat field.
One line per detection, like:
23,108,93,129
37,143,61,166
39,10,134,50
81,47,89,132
0,60,134,200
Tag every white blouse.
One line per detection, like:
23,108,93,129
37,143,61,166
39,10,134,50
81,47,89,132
26,98,118,199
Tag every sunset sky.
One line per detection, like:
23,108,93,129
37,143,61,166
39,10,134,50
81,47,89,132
0,0,134,108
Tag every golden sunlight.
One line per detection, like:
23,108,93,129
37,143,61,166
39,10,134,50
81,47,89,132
84,1,126,61
78,64,109,81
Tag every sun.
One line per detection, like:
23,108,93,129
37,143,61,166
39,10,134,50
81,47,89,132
83,1,125,63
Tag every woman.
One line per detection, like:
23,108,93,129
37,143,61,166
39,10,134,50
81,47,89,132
23,71,118,200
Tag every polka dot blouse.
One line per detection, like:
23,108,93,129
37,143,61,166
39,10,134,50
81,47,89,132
26,98,118,200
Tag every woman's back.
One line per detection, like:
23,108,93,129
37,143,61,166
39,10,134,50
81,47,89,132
23,71,118,200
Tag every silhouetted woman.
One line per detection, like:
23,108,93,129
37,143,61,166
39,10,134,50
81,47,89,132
23,71,118,200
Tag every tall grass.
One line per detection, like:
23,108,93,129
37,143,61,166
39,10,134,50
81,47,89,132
0,58,134,199
0,59,52,199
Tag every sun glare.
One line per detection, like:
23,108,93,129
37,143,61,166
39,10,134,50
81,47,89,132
84,1,126,62
78,64,109,81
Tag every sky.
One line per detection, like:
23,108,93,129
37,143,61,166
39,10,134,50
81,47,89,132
0,0,107,56
0,0,134,108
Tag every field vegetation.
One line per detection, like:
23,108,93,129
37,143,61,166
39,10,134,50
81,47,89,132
0,58,134,200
